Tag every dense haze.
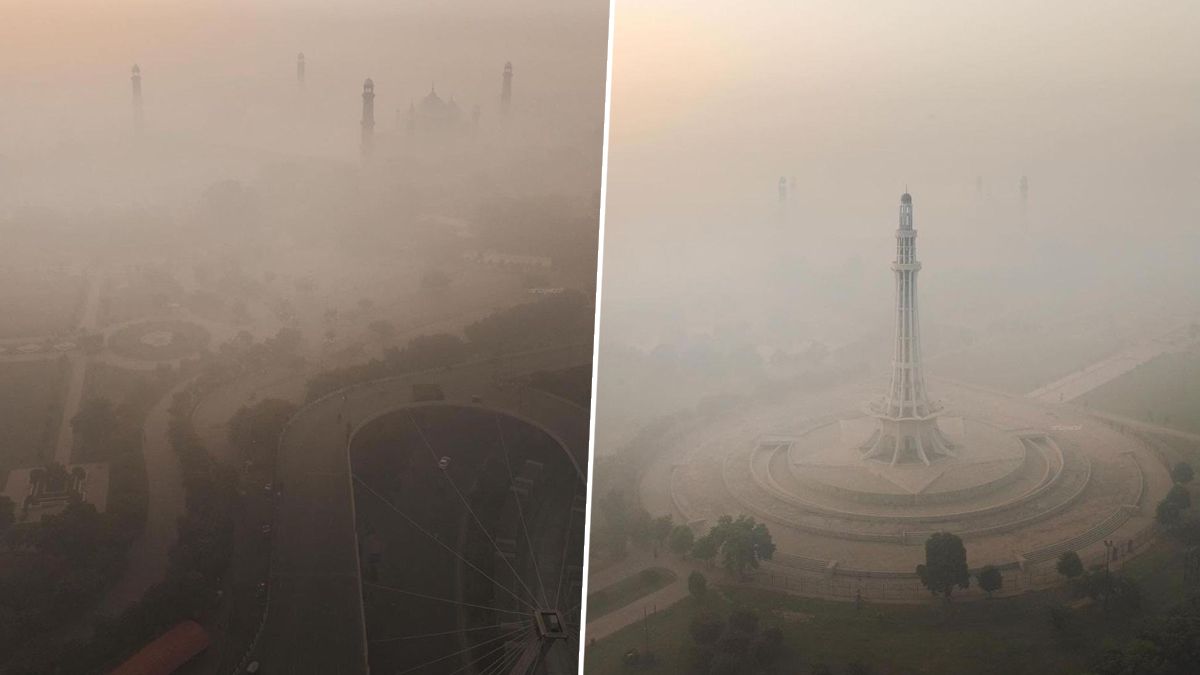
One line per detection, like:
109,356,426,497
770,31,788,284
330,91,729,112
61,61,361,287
0,3,607,670
595,0,1200,450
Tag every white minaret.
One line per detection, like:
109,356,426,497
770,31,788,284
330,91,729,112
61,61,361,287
361,78,375,157
297,53,306,87
131,64,143,132
863,192,954,465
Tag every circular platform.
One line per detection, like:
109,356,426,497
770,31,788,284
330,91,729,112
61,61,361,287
651,378,1172,575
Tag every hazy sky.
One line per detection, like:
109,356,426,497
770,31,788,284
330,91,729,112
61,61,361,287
0,0,608,156
601,0,1200,326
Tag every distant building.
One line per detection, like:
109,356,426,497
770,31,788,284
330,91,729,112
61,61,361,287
361,78,375,157
2,462,110,523
131,64,143,132
501,61,513,115
403,85,467,137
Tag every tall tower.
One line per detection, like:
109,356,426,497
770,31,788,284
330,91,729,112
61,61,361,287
297,53,305,87
778,176,787,203
863,192,954,465
361,78,375,157
1019,175,1029,223
131,64,143,132
501,61,513,115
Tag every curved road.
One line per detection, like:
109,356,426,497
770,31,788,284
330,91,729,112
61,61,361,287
254,344,592,674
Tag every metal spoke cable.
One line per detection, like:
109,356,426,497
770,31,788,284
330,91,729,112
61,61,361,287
369,620,529,644
445,630,526,675
553,487,579,608
395,625,528,675
353,474,537,611
406,411,543,609
478,634,535,675
360,578,530,614
493,413,551,608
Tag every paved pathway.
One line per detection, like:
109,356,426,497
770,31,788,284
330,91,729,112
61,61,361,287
99,378,191,613
254,344,592,674
584,547,698,643
1028,319,1198,403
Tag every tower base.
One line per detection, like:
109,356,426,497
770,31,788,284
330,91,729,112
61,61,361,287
861,415,956,466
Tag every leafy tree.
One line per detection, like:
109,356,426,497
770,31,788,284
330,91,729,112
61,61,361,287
1166,484,1192,510
688,571,708,600
421,269,451,290
977,565,1003,598
750,626,784,666
228,398,298,466
916,532,970,601
1049,605,1071,633
1057,551,1084,580
689,613,723,645
705,515,776,579
1172,461,1195,485
367,319,395,342
669,524,695,557
0,495,14,533
1157,498,1183,526
71,397,120,450
708,653,742,675
692,534,719,565
727,610,759,635
652,514,674,548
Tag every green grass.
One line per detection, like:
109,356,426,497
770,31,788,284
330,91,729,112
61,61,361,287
586,540,1195,675
587,567,679,620
107,319,210,362
0,272,86,339
1079,351,1200,434
0,358,68,471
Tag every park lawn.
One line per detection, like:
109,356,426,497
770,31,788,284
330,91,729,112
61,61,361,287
0,272,86,339
587,567,679,621
584,577,1169,675
0,358,69,471
1078,351,1200,435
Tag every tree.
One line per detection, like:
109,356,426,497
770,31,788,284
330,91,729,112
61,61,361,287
916,532,970,601
669,524,695,557
688,571,708,600
704,515,776,579
691,535,719,566
421,269,451,290
750,626,784,666
727,610,759,635
71,397,120,450
0,495,14,534
228,398,299,466
651,514,674,550
1166,484,1192,510
1056,551,1084,580
689,613,723,645
368,319,396,342
1157,498,1183,526
977,565,1003,598
1172,461,1195,485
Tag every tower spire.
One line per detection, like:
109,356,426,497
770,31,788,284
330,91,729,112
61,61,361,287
131,64,143,133
361,78,375,158
862,192,954,465
501,61,513,116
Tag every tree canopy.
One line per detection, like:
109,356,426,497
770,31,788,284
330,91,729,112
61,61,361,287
916,532,970,600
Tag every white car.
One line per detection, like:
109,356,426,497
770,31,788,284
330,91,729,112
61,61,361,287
438,456,451,470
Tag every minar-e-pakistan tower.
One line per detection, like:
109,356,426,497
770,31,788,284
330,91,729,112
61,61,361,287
131,64,143,132
862,192,955,465
361,78,375,157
